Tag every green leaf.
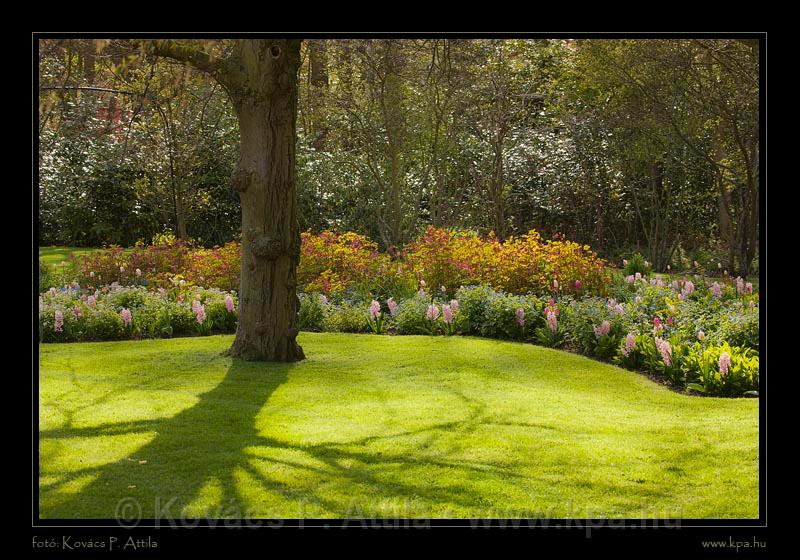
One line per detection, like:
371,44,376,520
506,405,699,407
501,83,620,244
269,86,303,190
686,383,707,394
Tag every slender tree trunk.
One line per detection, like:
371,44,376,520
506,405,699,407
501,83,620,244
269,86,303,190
308,40,329,151
226,41,305,362
383,40,405,248
490,136,507,241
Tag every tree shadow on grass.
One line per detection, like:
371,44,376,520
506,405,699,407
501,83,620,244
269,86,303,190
41,356,675,520
41,359,292,519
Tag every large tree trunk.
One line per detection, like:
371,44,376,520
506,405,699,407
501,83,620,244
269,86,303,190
147,39,305,361
226,40,305,362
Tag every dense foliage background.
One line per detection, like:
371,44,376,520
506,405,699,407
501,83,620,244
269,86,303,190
38,38,759,276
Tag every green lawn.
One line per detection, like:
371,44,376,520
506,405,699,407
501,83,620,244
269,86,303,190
38,246,104,268
39,333,759,519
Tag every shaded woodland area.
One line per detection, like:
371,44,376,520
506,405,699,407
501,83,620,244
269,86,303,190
39,38,759,276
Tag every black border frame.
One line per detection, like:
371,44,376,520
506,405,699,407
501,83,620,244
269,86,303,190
31,30,767,553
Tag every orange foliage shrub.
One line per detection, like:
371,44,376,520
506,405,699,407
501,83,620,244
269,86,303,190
406,226,609,296
72,227,608,298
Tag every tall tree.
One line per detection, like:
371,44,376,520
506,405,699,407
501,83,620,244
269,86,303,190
149,39,305,362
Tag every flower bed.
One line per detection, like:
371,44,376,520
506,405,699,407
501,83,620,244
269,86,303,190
60,227,610,300
39,269,759,397
39,284,237,342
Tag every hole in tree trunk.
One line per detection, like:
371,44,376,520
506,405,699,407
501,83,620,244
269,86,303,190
270,45,281,59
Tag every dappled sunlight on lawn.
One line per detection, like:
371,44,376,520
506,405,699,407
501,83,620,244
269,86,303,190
38,334,758,519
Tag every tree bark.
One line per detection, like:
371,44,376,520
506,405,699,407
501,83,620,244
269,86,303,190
137,39,305,361
225,40,305,362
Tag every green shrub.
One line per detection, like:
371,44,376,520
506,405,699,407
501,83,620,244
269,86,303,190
478,293,540,341
716,303,759,350
635,334,690,385
83,306,126,341
624,253,652,276
390,292,441,335
39,260,52,293
683,343,759,397
454,285,495,335
298,293,327,332
322,301,370,333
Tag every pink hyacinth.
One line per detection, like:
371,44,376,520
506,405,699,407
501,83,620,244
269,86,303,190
653,317,662,335
419,279,426,288
177,293,184,304
594,320,611,338
622,333,636,357
135,268,142,278
626,275,635,284
225,295,235,313
54,310,64,332
611,303,625,316
87,295,96,307
711,282,722,298
655,337,672,366
319,294,329,306
719,351,731,377
49,287,57,297
575,280,582,290
515,307,525,327
72,306,82,318
671,280,680,290
682,280,695,297
623,259,628,266
369,300,381,320
192,299,202,313
120,266,125,273
635,272,642,281
553,279,559,290
449,299,459,313
545,308,558,333
426,304,439,321
745,282,753,295
387,297,398,316
736,277,744,295
194,304,206,324
120,308,132,327
443,304,455,324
